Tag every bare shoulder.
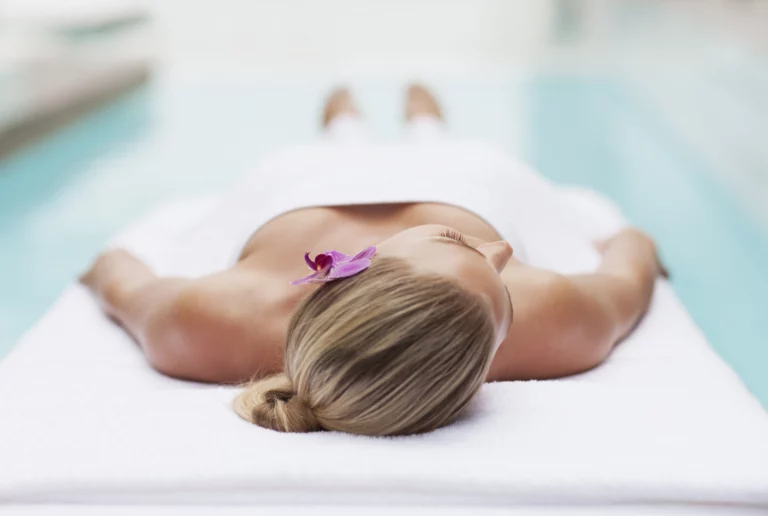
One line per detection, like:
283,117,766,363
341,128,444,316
487,265,610,382
147,269,291,383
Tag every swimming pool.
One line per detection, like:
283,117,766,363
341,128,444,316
1,75,766,406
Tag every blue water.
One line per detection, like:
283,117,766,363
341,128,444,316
1,75,766,405
526,76,768,405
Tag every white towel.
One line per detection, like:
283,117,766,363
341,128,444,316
1,188,767,510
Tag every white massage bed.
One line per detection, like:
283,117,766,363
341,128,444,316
1,185,767,515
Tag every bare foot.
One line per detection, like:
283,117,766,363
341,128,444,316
405,84,443,121
322,87,359,127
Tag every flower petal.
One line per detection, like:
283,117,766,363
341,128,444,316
328,250,354,263
304,253,316,270
351,246,376,261
290,272,322,285
327,259,371,279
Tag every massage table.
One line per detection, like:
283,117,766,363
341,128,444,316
1,187,767,515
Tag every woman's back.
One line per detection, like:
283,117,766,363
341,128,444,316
236,202,507,271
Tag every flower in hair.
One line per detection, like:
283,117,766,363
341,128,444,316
290,246,376,285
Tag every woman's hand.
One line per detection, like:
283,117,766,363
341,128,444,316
489,228,668,382
80,249,154,316
80,249,132,291
596,228,668,279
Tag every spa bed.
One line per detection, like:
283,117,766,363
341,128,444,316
1,187,766,515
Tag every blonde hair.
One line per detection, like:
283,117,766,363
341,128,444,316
233,257,496,436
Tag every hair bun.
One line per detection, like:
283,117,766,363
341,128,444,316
234,373,321,433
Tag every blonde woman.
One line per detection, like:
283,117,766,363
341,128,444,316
81,85,665,436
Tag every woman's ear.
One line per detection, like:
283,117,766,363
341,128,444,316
477,241,513,273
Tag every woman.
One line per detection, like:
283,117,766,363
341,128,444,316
81,85,664,436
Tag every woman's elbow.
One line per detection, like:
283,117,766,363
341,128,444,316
142,317,203,381
141,292,269,383
556,282,619,375
140,295,223,382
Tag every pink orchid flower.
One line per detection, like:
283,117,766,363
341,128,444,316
290,246,376,285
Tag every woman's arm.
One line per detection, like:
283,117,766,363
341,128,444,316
488,228,664,381
81,250,283,383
